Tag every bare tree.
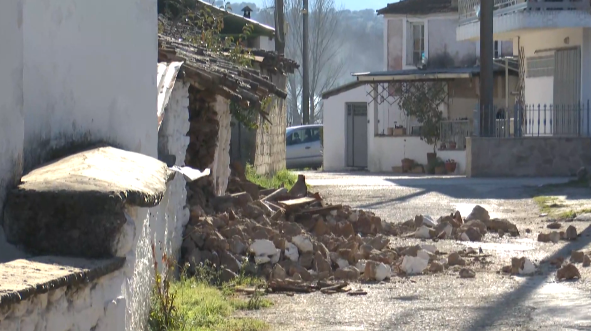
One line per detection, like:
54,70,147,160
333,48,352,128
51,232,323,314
261,0,344,125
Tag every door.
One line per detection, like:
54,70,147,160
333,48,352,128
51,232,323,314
553,48,581,135
346,103,368,168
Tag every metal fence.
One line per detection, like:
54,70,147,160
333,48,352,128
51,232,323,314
440,119,473,149
475,101,591,138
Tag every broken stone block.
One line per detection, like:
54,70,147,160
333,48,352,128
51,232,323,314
334,266,360,281
364,261,391,281
400,255,428,275
461,220,487,235
220,268,238,283
511,257,535,275
557,263,581,281
272,264,287,281
367,235,390,251
219,251,242,273
538,233,551,243
415,226,432,239
299,252,314,269
448,252,466,267
313,219,329,236
292,235,314,253
565,225,578,240
314,251,332,275
250,239,280,264
429,262,444,273
583,255,591,267
285,242,299,262
547,222,562,229
486,219,518,235
464,227,482,242
571,251,585,263
459,268,476,279
465,205,490,223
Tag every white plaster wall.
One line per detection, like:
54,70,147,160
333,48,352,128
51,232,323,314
157,82,191,261
212,96,232,196
0,271,126,331
322,86,367,170
368,136,433,172
0,0,26,263
22,0,158,171
521,28,583,106
437,149,467,175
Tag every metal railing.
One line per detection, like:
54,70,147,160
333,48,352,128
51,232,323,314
440,119,474,149
475,101,591,138
459,0,590,23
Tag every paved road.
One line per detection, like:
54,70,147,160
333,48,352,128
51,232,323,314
247,172,591,331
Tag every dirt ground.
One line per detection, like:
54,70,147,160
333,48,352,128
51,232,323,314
244,172,591,331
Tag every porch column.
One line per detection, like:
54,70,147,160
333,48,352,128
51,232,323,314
582,28,591,136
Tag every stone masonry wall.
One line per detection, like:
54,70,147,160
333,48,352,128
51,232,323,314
253,71,287,175
466,137,591,177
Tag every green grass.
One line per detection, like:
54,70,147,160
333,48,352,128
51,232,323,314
245,164,299,190
532,195,591,219
170,277,272,331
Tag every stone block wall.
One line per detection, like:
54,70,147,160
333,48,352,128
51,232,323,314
230,71,287,176
466,137,591,177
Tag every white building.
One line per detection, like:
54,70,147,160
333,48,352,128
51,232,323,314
322,0,516,174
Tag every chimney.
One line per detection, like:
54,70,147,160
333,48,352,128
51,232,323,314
242,6,252,19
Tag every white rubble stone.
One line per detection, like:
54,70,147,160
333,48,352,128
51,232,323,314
374,263,391,281
250,239,279,264
400,255,429,275
292,235,314,253
415,226,432,239
336,258,350,269
519,258,536,275
422,215,437,227
284,242,299,262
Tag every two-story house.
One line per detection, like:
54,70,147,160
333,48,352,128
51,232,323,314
321,0,517,174
457,0,591,137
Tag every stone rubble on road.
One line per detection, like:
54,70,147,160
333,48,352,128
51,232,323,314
181,170,584,297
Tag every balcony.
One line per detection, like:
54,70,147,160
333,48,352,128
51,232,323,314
457,0,591,41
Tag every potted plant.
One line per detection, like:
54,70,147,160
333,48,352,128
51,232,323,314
445,159,457,173
394,124,406,136
434,158,446,174
448,141,457,149
401,158,414,172
397,81,446,161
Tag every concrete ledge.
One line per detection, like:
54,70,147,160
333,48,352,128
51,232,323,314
3,146,170,257
0,256,125,307
466,137,591,177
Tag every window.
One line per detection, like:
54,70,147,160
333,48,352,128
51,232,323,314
406,22,425,66
286,127,320,146
526,55,554,78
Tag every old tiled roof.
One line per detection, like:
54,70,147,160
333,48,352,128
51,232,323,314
158,34,287,109
377,0,457,15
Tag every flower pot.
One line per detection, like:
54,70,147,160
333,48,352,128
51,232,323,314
445,162,457,174
387,127,394,136
401,158,414,172
435,165,447,175
427,152,437,164
448,142,457,149
394,128,407,136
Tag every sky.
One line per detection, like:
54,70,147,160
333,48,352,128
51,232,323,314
250,0,388,11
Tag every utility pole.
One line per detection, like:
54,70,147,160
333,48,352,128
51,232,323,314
302,0,310,124
275,0,285,54
479,0,494,136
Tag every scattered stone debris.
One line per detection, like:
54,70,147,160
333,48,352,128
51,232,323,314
565,225,578,240
503,257,536,275
538,231,561,243
547,222,562,229
571,251,585,264
459,268,476,279
584,255,591,267
557,263,581,281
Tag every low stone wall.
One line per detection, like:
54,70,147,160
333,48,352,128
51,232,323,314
466,137,591,177
0,257,125,331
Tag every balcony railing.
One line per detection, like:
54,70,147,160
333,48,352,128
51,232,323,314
440,119,474,150
459,0,591,23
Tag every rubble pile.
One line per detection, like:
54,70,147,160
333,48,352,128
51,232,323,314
537,225,579,243
395,205,519,242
